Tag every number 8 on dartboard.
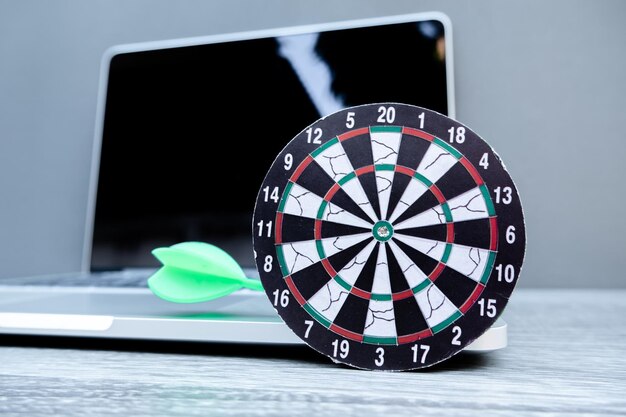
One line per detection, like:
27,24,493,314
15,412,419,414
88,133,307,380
253,103,526,370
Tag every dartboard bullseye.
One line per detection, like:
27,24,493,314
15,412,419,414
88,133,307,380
253,103,526,370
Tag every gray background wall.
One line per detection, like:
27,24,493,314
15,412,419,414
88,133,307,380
0,0,624,287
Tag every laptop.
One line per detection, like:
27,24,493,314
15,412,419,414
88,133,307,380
0,12,506,351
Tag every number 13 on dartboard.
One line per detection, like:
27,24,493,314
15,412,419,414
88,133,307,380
253,103,526,371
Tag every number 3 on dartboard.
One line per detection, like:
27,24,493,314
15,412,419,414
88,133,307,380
374,347,385,367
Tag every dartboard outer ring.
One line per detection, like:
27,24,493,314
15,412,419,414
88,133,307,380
253,103,526,371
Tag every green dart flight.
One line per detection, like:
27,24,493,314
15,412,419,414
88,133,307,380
148,242,263,303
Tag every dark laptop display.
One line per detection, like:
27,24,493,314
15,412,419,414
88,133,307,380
91,19,451,270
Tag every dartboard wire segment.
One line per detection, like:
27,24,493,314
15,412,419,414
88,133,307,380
253,103,526,370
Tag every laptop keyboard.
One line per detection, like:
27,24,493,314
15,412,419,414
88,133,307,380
0,268,260,288
0,269,154,287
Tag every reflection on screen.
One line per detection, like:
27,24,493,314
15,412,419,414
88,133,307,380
92,20,448,270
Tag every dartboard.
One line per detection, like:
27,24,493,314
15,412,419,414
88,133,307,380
253,103,525,370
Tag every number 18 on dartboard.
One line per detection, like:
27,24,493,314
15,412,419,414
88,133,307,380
253,103,526,371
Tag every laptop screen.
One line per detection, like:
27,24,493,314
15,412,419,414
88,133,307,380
91,16,452,271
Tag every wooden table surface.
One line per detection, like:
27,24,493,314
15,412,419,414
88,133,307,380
1,289,625,417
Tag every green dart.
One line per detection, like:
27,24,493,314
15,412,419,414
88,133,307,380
147,242,263,303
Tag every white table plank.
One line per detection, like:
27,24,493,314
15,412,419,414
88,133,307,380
1,289,625,416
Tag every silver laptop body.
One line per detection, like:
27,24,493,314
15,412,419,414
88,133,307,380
0,12,506,352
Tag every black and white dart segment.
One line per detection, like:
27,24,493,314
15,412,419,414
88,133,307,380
253,103,525,370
